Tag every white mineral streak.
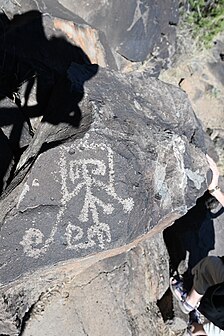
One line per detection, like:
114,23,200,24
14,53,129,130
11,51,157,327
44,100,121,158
154,134,187,209
20,135,134,257
154,161,166,194
17,183,30,208
154,139,171,208
127,0,149,33
172,135,187,190
134,99,142,111
185,169,204,190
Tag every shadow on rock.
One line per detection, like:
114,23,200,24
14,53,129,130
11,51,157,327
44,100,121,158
0,10,98,195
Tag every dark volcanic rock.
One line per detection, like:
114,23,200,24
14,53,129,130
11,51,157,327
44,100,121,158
0,7,116,196
0,2,210,335
58,0,179,73
0,0,179,76
0,66,208,288
21,233,170,336
0,232,171,336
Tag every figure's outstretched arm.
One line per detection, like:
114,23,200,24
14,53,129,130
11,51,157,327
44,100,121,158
206,154,224,207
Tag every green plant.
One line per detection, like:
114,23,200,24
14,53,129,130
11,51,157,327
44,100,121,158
181,0,224,47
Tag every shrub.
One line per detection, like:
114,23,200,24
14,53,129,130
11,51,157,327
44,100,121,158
180,0,224,47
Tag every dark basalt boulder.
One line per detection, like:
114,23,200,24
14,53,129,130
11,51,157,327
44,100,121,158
0,7,115,196
0,2,211,335
0,64,209,335
0,65,208,284
1,0,179,76
57,0,179,74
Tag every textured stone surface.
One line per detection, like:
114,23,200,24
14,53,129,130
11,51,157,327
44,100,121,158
1,0,179,76
0,7,113,197
58,0,179,66
0,2,215,335
0,66,209,287
0,54,209,336
159,32,224,173
0,0,85,23
1,233,173,336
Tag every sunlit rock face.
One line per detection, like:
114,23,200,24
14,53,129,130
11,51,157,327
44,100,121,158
1,0,179,76
0,65,208,285
57,0,179,74
0,1,210,335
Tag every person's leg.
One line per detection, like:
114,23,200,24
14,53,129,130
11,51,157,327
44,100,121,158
170,278,198,314
185,256,224,311
171,256,224,314
192,256,224,295
188,322,224,335
189,322,207,335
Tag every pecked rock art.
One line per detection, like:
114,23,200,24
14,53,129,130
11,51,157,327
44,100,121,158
0,67,209,287
58,0,179,74
19,137,134,259
0,132,138,284
0,3,212,336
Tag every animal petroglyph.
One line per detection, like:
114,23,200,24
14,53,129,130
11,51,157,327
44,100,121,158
127,0,149,33
20,137,134,257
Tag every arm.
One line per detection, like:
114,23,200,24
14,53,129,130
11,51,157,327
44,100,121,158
206,154,224,207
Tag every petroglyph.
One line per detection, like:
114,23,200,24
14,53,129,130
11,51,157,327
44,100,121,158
32,178,40,187
20,137,134,257
17,183,30,208
127,0,149,33
185,169,204,190
20,228,44,258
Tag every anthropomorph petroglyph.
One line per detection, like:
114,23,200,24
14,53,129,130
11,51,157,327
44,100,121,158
20,136,134,258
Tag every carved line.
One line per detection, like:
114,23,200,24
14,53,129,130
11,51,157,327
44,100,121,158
20,140,134,257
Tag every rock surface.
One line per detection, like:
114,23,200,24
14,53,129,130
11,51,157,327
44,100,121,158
4,233,171,336
0,66,209,334
0,1,214,335
160,26,224,336
58,0,179,75
0,65,208,287
0,0,179,76
160,32,224,173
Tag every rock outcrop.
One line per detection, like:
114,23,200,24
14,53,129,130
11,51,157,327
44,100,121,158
0,0,179,76
0,1,211,335
160,31,224,173
57,0,179,75
0,64,208,284
26,233,174,336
